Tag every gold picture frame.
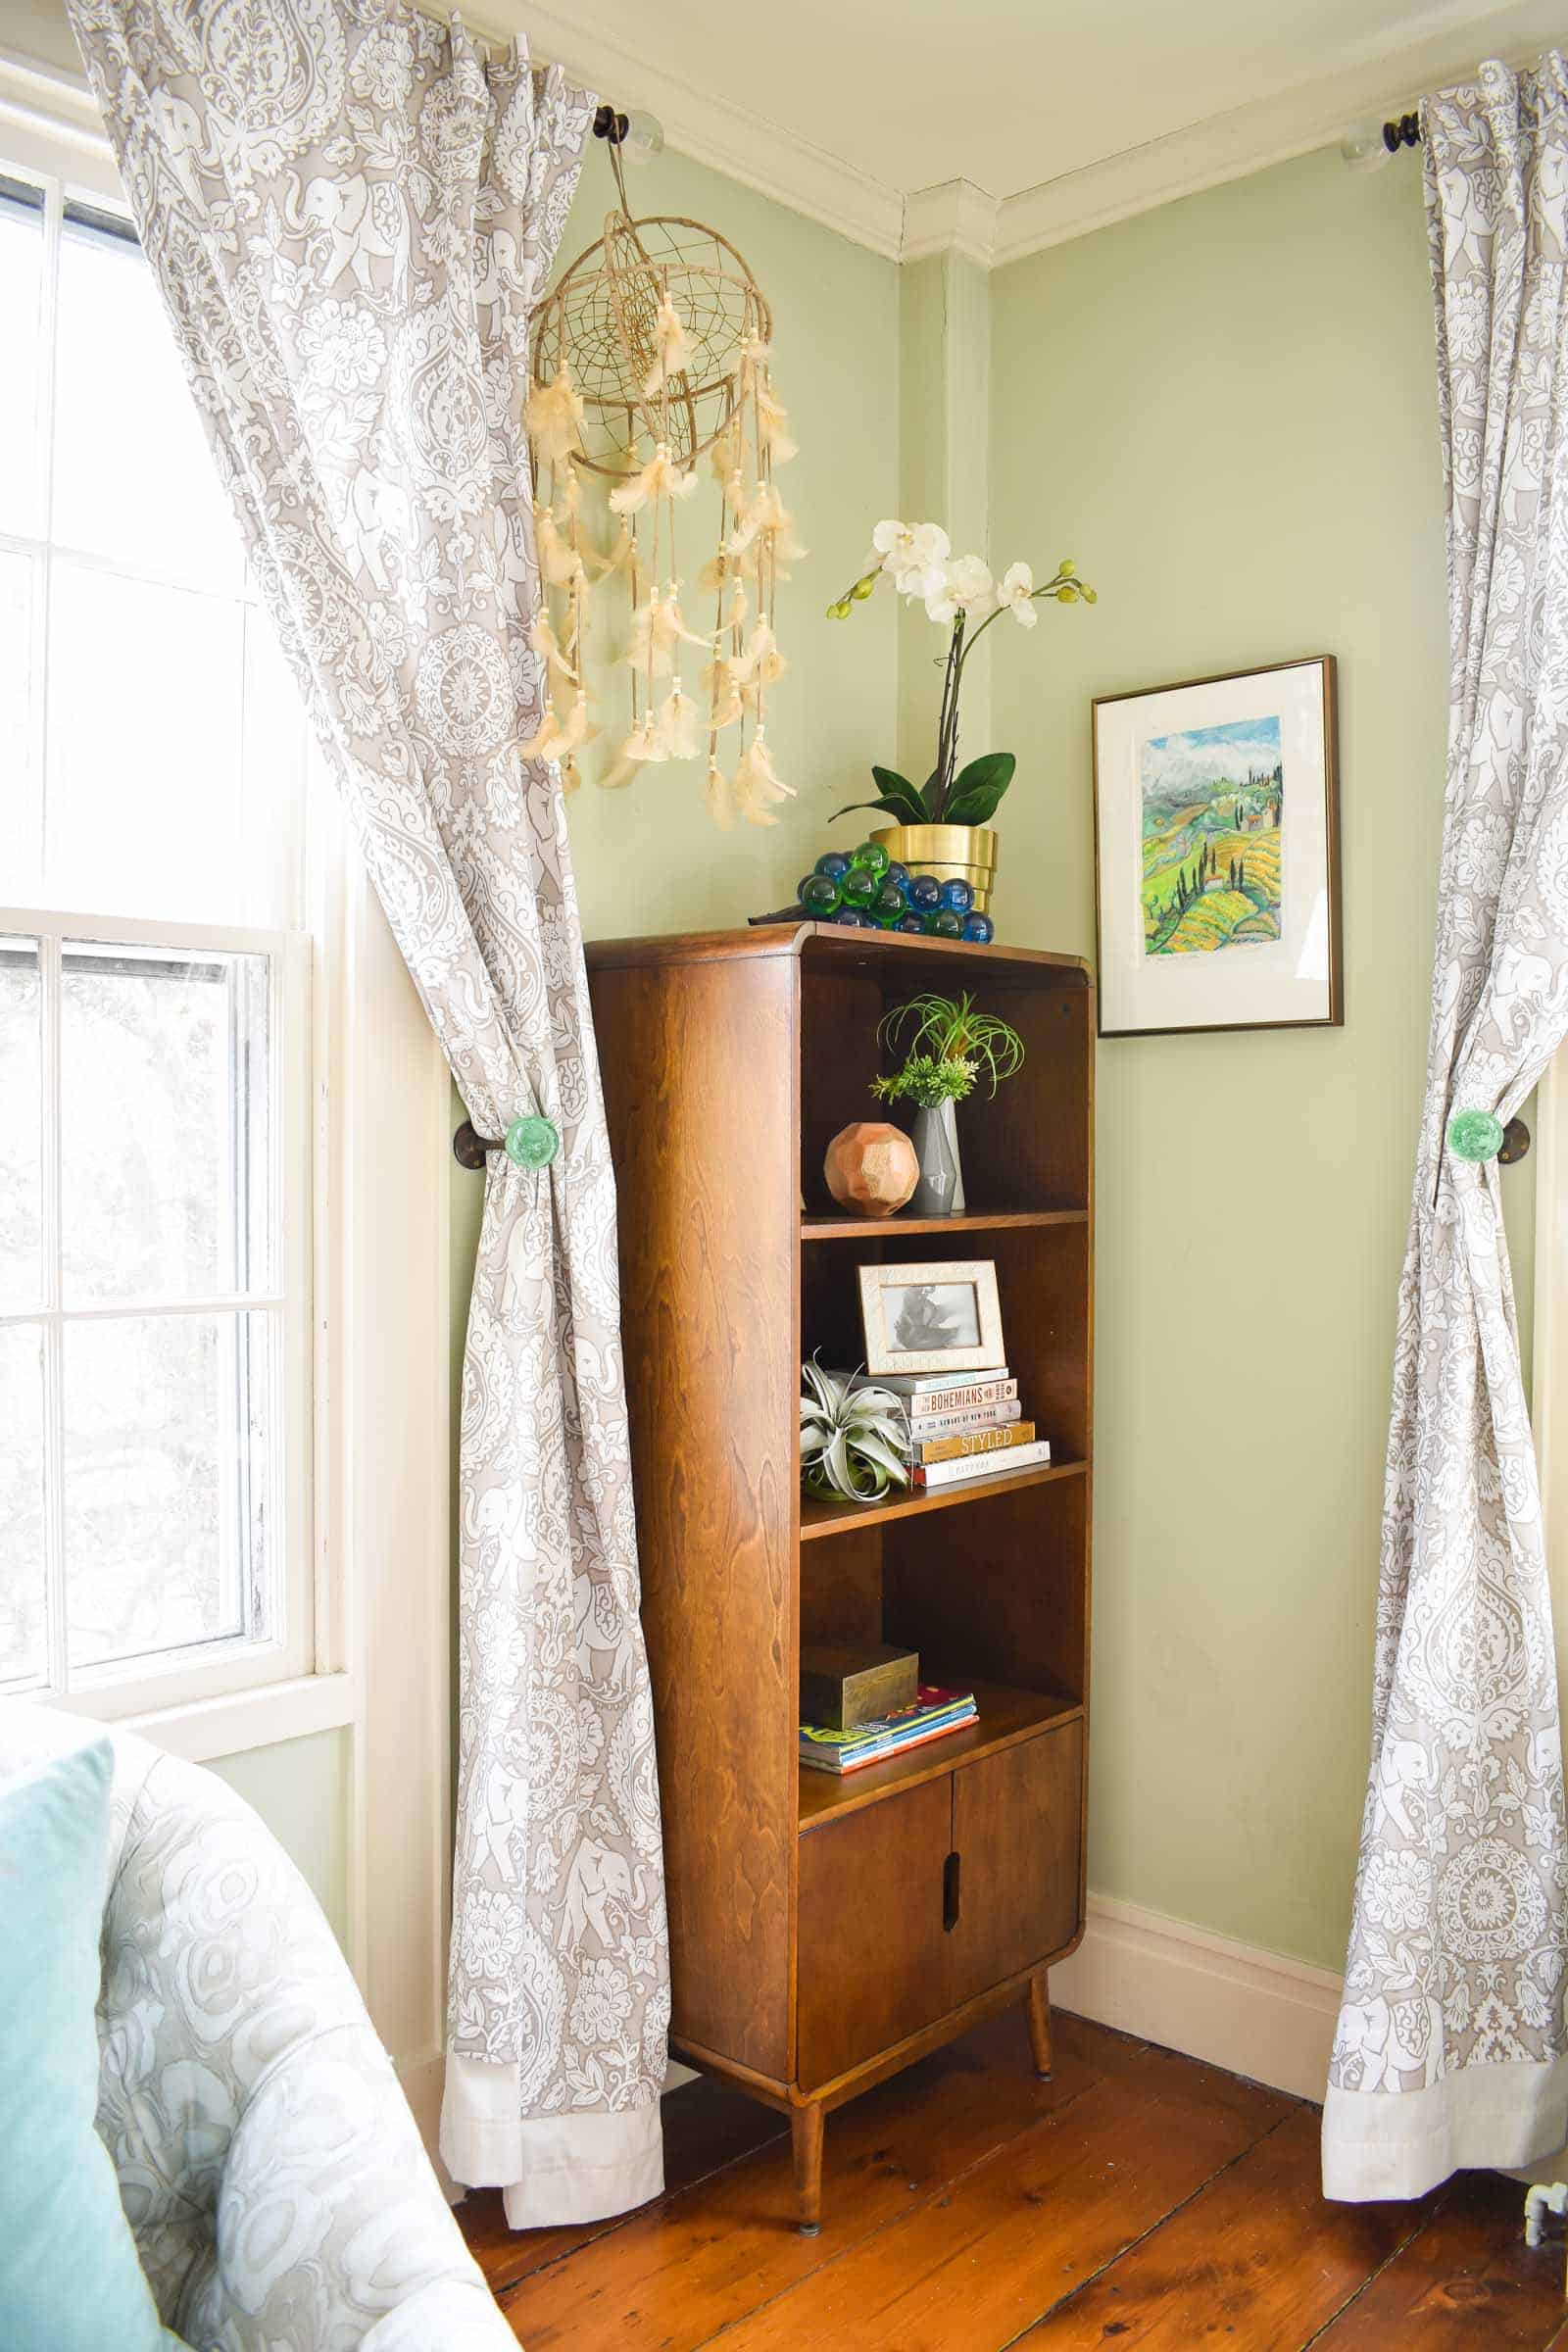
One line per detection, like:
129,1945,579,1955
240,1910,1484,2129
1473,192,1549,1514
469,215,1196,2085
858,1259,1005,1377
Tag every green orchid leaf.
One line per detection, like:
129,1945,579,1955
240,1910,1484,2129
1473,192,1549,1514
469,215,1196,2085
830,775,928,827
945,752,1016,827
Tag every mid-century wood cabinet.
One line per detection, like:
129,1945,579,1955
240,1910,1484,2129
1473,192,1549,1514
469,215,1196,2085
586,923,1093,2230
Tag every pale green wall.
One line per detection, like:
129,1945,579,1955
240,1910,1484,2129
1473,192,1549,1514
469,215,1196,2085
209,1730,351,1947
986,144,1534,1971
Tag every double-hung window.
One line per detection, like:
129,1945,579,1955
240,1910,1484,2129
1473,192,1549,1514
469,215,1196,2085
1,151,318,1718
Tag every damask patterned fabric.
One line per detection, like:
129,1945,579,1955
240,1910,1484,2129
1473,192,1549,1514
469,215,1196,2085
1324,54,1568,2199
65,0,668,2224
0,1703,513,2348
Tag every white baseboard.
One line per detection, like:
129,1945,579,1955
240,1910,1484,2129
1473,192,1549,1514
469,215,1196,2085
1050,1894,1343,2104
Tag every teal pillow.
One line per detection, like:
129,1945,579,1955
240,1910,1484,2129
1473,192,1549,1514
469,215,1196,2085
0,1738,188,2349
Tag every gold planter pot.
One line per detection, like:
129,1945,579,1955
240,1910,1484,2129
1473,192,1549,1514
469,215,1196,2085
869,823,998,915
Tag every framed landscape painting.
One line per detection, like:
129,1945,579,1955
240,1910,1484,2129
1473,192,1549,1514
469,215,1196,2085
1092,656,1341,1037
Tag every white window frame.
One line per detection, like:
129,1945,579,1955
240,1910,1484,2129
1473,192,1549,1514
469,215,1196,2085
2,904,315,1722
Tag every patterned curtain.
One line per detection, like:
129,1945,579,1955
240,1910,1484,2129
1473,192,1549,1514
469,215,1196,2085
67,0,668,2228
1325,54,1568,2201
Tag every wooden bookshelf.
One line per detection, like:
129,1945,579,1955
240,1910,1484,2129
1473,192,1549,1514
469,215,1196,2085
586,924,1094,2233
799,1454,1087,1540
798,1683,1083,1829
802,1206,1088,1241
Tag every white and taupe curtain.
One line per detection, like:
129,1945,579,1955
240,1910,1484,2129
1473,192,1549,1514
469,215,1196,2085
1325,54,1568,2200
67,0,668,2227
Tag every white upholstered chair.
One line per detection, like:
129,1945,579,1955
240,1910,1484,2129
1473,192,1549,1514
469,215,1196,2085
0,1704,514,2351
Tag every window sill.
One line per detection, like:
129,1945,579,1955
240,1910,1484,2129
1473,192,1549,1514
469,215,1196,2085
115,1671,356,1764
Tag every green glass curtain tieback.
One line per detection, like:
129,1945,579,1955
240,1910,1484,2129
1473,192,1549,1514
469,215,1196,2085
1447,1108,1505,1162
505,1113,561,1170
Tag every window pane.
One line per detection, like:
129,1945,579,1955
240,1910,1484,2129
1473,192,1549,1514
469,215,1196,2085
52,204,242,593
45,561,247,921
0,549,42,893
61,943,270,1303
64,1308,273,1672
0,1322,47,1685
0,937,41,1309
0,174,44,538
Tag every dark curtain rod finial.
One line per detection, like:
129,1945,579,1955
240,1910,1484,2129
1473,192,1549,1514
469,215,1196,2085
1383,111,1421,153
594,103,630,145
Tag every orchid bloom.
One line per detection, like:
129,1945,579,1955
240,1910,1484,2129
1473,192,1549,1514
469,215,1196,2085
999,562,1038,627
925,554,995,625
869,518,951,601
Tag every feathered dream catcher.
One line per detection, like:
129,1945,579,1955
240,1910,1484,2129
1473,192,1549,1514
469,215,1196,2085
524,143,802,827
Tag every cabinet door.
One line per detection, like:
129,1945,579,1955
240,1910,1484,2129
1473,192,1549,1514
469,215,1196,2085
951,1723,1083,2004
796,1778,954,2090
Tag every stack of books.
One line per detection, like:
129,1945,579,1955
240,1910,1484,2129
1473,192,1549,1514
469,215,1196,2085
839,1366,1052,1491
799,1683,978,1775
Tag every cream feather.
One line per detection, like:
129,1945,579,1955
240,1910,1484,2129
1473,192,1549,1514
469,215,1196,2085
525,366,586,466
609,443,698,514
729,622,787,689
591,516,636,578
732,727,794,827
642,291,692,397
754,383,797,466
519,691,594,762
530,612,579,685
702,655,743,729
651,685,703,761
625,589,713,678
709,416,747,482
706,757,735,829
599,735,648,791
534,504,585,588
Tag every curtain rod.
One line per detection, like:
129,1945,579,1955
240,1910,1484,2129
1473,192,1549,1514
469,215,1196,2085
1382,111,1421,153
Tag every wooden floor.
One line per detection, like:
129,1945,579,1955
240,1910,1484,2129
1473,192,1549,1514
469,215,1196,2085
460,2007,1568,2350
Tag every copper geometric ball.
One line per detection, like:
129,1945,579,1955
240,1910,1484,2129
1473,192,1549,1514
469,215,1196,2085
823,1121,919,1218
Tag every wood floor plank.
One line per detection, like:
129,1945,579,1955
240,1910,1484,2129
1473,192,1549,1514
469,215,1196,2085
1306,2172,1566,2351
461,2071,790,2296
1014,2107,1427,2347
497,2009,1139,2350
665,2046,1292,2352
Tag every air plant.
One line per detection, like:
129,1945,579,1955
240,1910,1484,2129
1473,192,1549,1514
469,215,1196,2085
800,1359,909,1504
870,991,1025,1110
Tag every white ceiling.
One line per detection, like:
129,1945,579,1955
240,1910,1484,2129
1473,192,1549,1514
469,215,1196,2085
504,0,1567,259
579,0,1513,200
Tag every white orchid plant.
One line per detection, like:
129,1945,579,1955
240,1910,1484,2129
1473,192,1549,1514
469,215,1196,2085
827,521,1097,829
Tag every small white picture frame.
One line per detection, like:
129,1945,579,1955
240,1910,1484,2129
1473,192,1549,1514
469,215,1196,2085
858,1260,1005,1377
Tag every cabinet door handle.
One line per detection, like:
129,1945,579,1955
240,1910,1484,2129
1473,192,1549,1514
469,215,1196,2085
943,1849,961,1933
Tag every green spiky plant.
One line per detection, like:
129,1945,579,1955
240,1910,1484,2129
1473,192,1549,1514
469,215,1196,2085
870,991,1025,1110
800,1359,909,1504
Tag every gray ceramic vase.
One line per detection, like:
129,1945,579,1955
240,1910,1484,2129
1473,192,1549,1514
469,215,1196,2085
909,1099,966,1217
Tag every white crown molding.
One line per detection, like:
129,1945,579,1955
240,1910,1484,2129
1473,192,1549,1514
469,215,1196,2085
901,178,1001,269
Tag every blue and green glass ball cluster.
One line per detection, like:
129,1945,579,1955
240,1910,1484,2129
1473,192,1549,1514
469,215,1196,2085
797,841,994,944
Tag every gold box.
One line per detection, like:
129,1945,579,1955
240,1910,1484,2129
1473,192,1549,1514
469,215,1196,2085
799,1643,919,1731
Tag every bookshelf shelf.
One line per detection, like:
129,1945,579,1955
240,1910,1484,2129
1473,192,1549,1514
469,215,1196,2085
801,1207,1087,1241
800,1455,1088,1541
798,1683,1083,1831
586,924,1093,2233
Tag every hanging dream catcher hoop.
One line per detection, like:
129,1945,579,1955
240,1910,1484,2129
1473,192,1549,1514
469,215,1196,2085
524,151,801,826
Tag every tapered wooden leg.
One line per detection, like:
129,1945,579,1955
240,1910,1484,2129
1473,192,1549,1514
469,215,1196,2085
1025,1971,1053,2080
791,2100,824,2234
